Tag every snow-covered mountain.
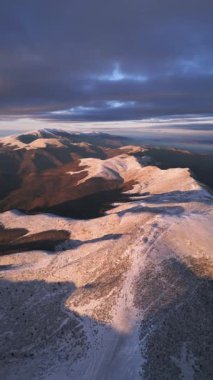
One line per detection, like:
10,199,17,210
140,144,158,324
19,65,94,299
0,130,212,379
0,129,147,216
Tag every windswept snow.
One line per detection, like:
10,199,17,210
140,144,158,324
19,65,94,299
67,154,142,184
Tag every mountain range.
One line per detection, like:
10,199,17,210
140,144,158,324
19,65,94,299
0,130,212,379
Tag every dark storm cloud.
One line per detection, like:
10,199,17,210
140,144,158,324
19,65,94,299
0,0,213,121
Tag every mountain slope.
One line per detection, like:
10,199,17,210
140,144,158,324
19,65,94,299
0,130,212,380
0,130,146,215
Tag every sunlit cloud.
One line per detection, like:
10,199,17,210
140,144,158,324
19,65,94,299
106,100,136,108
49,100,137,117
51,106,98,116
94,63,148,82
0,114,212,134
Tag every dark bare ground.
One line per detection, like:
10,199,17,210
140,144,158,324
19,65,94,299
0,229,70,255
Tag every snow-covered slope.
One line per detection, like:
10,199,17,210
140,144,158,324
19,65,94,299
0,131,212,379
67,154,143,185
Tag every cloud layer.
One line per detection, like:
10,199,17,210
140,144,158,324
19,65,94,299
1,0,213,121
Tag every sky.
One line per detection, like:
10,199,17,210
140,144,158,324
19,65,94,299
0,0,213,124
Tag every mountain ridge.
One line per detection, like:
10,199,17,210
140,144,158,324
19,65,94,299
0,130,212,379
